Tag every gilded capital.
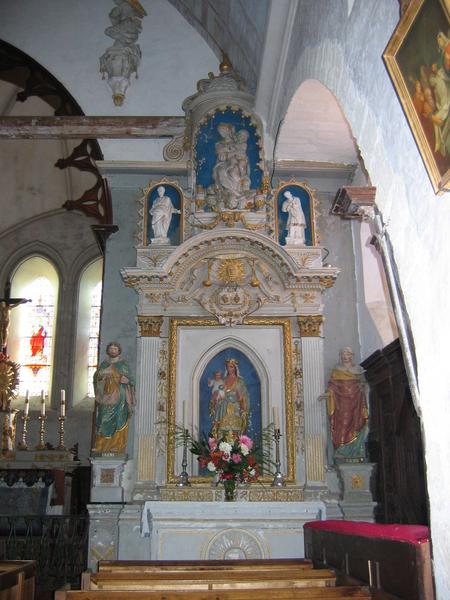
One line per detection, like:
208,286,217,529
138,316,164,337
298,315,323,337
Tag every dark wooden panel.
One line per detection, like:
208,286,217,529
362,339,428,525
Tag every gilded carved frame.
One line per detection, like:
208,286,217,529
383,0,450,193
166,317,296,484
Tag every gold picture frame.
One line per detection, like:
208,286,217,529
166,317,296,485
384,0,450,193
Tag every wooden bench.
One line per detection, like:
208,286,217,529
56,558,372,600
0,561,36,600
87,567,338,590
304,520,434,600
97,558,316,572
57,587,372,599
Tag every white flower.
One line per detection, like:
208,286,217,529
207,461,216,472
219,441,232,454
249,468,255,477
240,443,249,456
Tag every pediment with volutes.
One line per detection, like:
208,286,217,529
122,230,338,325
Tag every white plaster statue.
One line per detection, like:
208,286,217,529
282,191,307,245
210,124,252,210
150,186,181,243
105,0,146,46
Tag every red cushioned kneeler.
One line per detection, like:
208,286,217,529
304,520,434,600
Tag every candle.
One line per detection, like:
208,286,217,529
182,401,187,429
41,390,46,416
24,390,29,417
60,389,66,417
272,406,280,430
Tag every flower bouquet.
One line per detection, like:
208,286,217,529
190,433,261,501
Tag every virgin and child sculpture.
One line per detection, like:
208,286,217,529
207,124,254,211
209,358,249,438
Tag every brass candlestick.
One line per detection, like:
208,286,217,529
176,428,191,487
271,428,286,487
17,413,30,450
35,415,47,450
57,415,66,450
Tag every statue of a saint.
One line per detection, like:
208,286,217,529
150,186,181,242
326,347,369,463
93,342,135,454
210,358,249,437
282,191,307,245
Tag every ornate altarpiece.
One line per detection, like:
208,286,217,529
88,63,342,566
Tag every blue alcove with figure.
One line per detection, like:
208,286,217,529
198,347,262,448
146,184,182,245
195,108,263,194
277,184,314,246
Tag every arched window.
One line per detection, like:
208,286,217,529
87,281,102,397
73,259,103,406
9,256,59,406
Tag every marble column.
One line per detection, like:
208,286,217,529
298,316,327,491
133,316,162,500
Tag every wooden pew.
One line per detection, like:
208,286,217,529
57,558,372,600
0,561,36,600
57,587,372,599
87,566,338,590
97,558,315,573
304,520,434,600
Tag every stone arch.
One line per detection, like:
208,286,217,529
276,78,360,165
275,74,397,362
0,241,66,290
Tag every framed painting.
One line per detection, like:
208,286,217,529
142,179,183,245
275,181,316,246
166,317,295,484
384,0,450,193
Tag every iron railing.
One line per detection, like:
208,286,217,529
0,515,88,591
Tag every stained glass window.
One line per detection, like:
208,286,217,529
9,257,59,403
73,258,103,405
87,281,102,397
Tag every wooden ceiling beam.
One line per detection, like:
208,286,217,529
0,116,185,139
